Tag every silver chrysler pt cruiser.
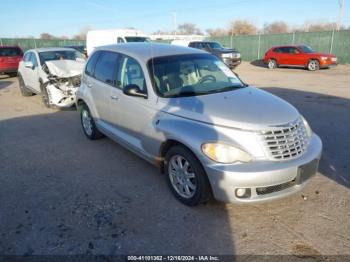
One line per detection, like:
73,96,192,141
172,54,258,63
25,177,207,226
76,43,322,206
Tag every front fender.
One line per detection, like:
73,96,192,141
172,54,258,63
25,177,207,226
150,112,234,164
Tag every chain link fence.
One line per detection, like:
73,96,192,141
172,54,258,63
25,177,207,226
1,30,349,64
0,38,86,52
209,30,350,64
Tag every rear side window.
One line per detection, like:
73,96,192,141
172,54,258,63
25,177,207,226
117,37,125,43
85,51,100,76
94,51,119,85
279,47,291,53
0,47,22,57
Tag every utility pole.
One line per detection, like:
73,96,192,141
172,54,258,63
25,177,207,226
172,12,177,39
337,0,344,31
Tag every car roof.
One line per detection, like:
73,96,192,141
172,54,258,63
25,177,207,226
95,43,206,62
271,45,304,49
26,47,77,53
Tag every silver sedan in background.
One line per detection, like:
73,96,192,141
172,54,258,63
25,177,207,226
76,43,322,206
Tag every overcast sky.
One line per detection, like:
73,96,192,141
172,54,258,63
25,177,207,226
1,0,349,37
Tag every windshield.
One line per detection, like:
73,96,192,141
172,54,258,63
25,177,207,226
65,46,85,53
148,54,245,98
125,37,150,42
38,50,85,64
298,45,314,53
207,42,223,49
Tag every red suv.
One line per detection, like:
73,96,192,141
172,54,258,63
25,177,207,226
0,46,23,77
263,45,337,71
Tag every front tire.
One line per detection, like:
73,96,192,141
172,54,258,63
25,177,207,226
18,74,33,97
164,145,212,206
80,105,104,140
267,59,277,69
40,83,52,108
307,59,320,71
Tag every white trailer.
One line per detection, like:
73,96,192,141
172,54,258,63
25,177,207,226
86,29,149,55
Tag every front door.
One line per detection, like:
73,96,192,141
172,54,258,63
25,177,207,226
109,55,151,150
22,52,40,92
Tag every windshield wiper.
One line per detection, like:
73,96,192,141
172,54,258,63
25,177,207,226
202,85,245,95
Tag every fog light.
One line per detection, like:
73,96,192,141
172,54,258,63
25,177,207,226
235,188,251,198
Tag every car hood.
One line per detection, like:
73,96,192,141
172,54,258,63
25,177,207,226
45,60,85,78
214,48,239,54
157,87,300,130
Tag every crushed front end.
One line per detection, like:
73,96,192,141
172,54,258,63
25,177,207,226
42,60,84,107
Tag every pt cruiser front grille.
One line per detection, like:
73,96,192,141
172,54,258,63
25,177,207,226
258,118,309,161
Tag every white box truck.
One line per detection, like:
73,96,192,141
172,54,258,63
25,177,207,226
86,29,150,55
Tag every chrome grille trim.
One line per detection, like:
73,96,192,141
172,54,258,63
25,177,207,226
258,118,310,161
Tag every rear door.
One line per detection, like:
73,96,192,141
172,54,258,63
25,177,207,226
87,51,120,122
276,47,289,65
284,47,301,66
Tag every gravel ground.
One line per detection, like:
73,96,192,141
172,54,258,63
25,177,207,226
0,62,349,257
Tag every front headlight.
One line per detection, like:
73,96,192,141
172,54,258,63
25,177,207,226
301,115,313,138
221,53,232,58
321,56,328,60
201,143,252,163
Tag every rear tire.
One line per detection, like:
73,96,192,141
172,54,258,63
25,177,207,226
164,145,212,206
267,59,278,69
18,74,33,97
307,59,320,71
80,104,104,140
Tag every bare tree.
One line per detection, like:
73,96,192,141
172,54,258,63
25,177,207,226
228,20,257,35
206,28,228,37
263,21,289,34
177,23,202,35
73,26,92,40
303,21,336,32
40,33,55,40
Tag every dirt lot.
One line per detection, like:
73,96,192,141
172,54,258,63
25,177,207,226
0,62,349,257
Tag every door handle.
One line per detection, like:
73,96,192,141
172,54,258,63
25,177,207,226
87,82,93,88
111,95,119,100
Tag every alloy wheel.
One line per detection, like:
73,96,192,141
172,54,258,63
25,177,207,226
168,155,197,198
82,109,93,136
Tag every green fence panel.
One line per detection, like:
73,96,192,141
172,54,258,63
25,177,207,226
0,38,86,52
332,30,350,64
209,30,350,64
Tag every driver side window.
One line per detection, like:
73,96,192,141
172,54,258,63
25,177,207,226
117,56,146,92
30,52,38,67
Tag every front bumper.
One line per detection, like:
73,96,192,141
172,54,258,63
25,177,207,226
320,59,338,68
204,134,322,203
222,58,241,69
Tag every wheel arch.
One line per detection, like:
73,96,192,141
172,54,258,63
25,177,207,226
76,98,87,113
158,139,196,173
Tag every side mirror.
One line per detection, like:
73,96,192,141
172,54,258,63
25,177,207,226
123,84,147,99
24,61,34,69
